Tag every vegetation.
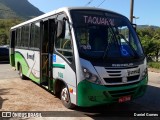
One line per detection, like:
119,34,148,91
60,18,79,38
0,19,22,45
148,62,160,69
0,0,43,45
137,26,160,69
137,27,160,62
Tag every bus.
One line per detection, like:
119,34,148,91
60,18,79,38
10,7,148,108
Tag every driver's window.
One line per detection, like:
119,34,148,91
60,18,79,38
118,26,129,41
118,26,138,50
55,14,73,63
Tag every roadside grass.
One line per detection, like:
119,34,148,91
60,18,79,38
148,62,160,69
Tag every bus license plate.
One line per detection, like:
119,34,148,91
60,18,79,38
118,96,131,103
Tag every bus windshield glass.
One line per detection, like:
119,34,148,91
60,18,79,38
71,10,144,61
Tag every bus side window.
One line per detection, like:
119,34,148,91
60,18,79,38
30,24,35,48
55,14,73,63
30,22,40,49
16,28,21,47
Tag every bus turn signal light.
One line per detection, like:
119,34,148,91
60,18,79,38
69,88,73,93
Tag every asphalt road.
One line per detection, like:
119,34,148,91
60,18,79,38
0,63,160,120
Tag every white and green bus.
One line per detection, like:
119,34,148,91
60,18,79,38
10,7,148,108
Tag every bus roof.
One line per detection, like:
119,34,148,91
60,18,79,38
11,7,122,30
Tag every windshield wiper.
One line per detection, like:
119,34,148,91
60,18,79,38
103,19,120,59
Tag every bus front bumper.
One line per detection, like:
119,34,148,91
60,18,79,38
77,76,148,107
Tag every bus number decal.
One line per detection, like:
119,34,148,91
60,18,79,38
58,72,63,78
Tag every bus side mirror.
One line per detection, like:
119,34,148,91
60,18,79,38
132,24,137,31
57,20,66,38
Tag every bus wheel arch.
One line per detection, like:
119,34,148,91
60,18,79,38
17,62,25,80
54,79,65,96
54,79,75,109
17,62,20,71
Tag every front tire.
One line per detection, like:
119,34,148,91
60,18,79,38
61,86,75,109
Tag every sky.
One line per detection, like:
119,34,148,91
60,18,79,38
28,0,160,26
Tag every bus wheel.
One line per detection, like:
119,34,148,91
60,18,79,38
61,86,75,109
19,65,25,80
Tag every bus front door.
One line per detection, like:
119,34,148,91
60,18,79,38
10,30,16,66
40,19,55,90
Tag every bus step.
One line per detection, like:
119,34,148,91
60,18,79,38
42,85,48,89
42,85,48,90
41,82,48,86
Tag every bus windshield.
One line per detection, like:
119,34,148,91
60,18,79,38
71,10,144,62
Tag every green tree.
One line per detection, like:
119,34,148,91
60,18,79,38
151,29,160,61
0,19,22,45
137,27,160,62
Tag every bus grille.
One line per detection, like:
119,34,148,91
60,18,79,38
103,75,139,84
108,88,137,98
103,68,140,85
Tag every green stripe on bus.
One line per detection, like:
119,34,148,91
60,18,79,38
53,64,65,69
77,76,148,107
15,52,40,84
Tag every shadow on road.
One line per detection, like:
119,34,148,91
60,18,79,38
0,88,10,109
0,88,11,95
0,97,8,109
73,85,160,119
133,85,160,111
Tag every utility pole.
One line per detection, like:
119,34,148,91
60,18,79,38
130,0,134,23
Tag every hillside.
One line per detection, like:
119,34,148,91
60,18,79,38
0,0,43,19
137,25,160,30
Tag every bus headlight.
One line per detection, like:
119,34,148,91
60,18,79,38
83,68,91,79
141,68,148,80
83,68,101,85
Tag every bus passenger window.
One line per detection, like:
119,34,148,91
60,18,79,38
55,20,73,63
21,25,29,48
16,28,21,47
30,22,40,49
